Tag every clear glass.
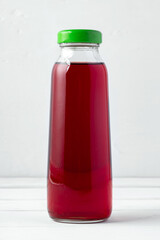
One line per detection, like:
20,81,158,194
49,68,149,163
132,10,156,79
57,43,103,63
47,43,112,223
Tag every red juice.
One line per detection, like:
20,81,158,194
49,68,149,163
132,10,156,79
47,62,112,221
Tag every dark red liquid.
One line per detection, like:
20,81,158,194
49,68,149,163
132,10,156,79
48,62,112,221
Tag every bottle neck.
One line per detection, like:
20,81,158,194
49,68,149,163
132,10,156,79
57,43,103,64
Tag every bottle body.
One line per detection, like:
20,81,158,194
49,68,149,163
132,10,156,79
48,43,112,222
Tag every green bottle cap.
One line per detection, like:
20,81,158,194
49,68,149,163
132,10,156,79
58,29,102,44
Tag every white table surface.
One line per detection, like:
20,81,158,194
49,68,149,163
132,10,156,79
0,178,160,240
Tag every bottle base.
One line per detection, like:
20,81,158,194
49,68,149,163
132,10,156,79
48,208,112,224
49,214,107,224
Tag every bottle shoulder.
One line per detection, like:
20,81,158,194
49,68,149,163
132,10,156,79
52,62,108,81
56,45,104,64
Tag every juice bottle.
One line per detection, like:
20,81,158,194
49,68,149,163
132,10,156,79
47,29,112,223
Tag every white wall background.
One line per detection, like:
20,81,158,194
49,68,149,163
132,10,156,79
0,0,160,177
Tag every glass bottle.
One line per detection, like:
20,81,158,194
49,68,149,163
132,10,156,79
47,29,112,223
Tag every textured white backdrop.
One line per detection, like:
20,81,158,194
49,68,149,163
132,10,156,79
0,0,160,177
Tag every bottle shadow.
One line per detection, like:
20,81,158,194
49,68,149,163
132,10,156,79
103,210,160,225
